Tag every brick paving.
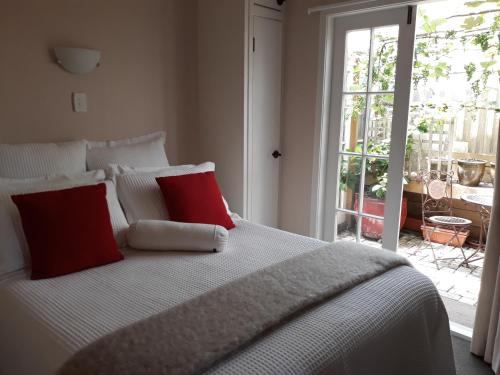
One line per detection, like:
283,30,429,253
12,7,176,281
338,230,483,307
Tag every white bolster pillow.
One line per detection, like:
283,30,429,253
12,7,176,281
127,220,229,252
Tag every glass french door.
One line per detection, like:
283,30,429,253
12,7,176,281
323,7,416,251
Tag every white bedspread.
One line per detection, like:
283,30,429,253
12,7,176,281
0,220,454,375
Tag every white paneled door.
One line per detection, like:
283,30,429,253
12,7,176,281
322,7,416,251
248,9,283,228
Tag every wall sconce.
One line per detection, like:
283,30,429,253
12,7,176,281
54,47,101,74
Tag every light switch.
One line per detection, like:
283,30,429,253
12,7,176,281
72,92,87,112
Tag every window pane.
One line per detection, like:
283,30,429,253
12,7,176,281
361,154,389,216
338,155,362,211
366,94,393,154
371,25,399,91
344,29,371,92
341,94,366,152
359,216,384,247
336,212,358,242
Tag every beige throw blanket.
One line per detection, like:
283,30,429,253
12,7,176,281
58,241,411,375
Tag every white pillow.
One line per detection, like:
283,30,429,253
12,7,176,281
0,173,128,276
0,140,86,178
108,164,175,176
87,131,165,149
0,169,105,185
86,131,169,171
127,220,228,252
114,162,233,223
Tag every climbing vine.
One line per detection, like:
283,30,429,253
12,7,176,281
341,0,499,200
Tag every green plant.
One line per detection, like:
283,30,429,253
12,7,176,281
341,1,499,196
339,141,391,199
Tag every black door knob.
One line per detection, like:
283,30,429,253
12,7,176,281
272,150,282,159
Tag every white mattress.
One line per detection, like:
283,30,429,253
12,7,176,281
0,220,454,375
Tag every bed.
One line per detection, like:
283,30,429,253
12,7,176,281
0,220,454,375
0,134,455,374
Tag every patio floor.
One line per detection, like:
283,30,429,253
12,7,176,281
338,229,483,322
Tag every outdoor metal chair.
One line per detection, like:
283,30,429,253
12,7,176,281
419,170,472,270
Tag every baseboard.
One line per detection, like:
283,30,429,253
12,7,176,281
450,321,473,341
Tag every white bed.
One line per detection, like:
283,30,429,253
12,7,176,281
0,220,454,375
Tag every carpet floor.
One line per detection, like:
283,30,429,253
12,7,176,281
453,336,494,375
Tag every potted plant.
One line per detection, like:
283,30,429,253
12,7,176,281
340,141,408,239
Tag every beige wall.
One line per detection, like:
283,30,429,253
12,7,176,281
0,0,343,233
197,0,246,215
0,0,198,165
279,0,343,235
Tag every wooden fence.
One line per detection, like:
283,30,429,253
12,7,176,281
404,105,499,178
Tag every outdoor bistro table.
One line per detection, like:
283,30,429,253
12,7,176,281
460,194,493,265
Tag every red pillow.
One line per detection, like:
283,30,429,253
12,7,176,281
12,183,123,280
156,172,235,229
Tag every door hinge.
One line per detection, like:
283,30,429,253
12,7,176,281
407,6,413,25
253,37,255,52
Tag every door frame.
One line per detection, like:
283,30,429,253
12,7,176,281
309,0,420,248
